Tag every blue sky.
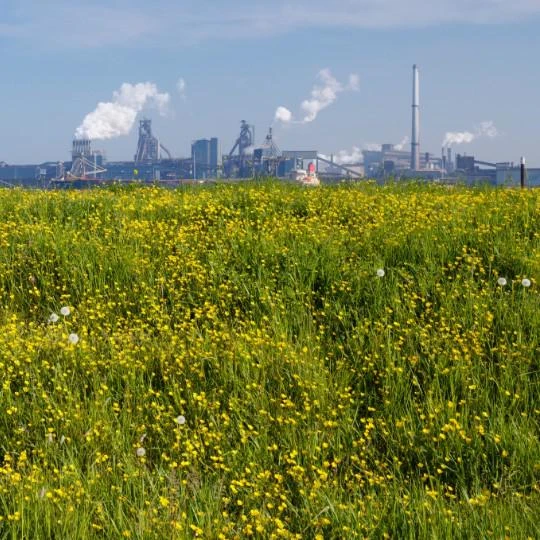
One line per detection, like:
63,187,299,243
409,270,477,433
2,0,540,165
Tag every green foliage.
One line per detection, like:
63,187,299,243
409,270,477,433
0,182,538,539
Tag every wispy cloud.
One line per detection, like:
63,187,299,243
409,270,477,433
2,1,540,48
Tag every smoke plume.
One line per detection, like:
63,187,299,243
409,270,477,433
334,146,363,165
177,78,187,99
332,142,383,165
275,69,359,125
443,120,499,147
394,136,410,151
75,82,170,140
274,106,293,123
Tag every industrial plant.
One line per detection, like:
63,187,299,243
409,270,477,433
1,65,538,188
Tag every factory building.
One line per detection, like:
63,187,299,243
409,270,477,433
0,162,60,187
363,145,441,177
192,138,220,179
1,66,537,188
134,119,172,163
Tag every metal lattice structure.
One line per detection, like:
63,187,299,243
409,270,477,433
134,119,172,163
224,121,256,178
68,139,106,180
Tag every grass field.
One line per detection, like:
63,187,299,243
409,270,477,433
0,181,538,539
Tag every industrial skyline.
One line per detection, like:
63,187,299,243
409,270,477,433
2,1,540,165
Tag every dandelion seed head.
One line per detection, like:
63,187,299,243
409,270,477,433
68,333,79,345
376,268,385,278
521,278,531,288
175,415,186,425
60,306,71,316
48,313,59,323
136,447,146,457
497,277,507,286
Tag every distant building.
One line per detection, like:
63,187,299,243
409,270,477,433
192,138,220,179
363,144,441,177
496,166,540,187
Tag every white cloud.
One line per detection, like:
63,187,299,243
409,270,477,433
2,1,540,48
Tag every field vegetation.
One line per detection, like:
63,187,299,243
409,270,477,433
0,181,538,539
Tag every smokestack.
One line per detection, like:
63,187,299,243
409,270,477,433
447,147,452,172
411,64,420,171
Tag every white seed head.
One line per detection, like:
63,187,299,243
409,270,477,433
376,268,385,278
497,277,507,286
60,306,71,316
175,415,186,425
521,278,531,288
48,313,59,323
136,447,146,457
68,333,79,345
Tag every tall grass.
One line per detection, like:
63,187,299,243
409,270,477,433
0,181,538,538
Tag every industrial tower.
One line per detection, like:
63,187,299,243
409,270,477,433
411,65,420,171
68,139,106,180
134,119,172,163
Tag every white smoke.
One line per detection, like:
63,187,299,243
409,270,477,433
394,136,410,151
347,74,360,91
274,68,359,125
75,82,170,140
442,131,475,146
274,106,293,124
334,146,363,165
479,120,498,138
443,120,499,147
364,143,382,152
177,77,187,99
331,142,382,165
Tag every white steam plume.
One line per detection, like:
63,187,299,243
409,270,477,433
331,142,382,165
394,136,410,151
275,106,293,124
274,68,359,125
364,143,382,152
75,82,170,140
177,77,187,99
335,146,363,165
443,120,499,147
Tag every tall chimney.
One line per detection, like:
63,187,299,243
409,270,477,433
411,64,420,171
